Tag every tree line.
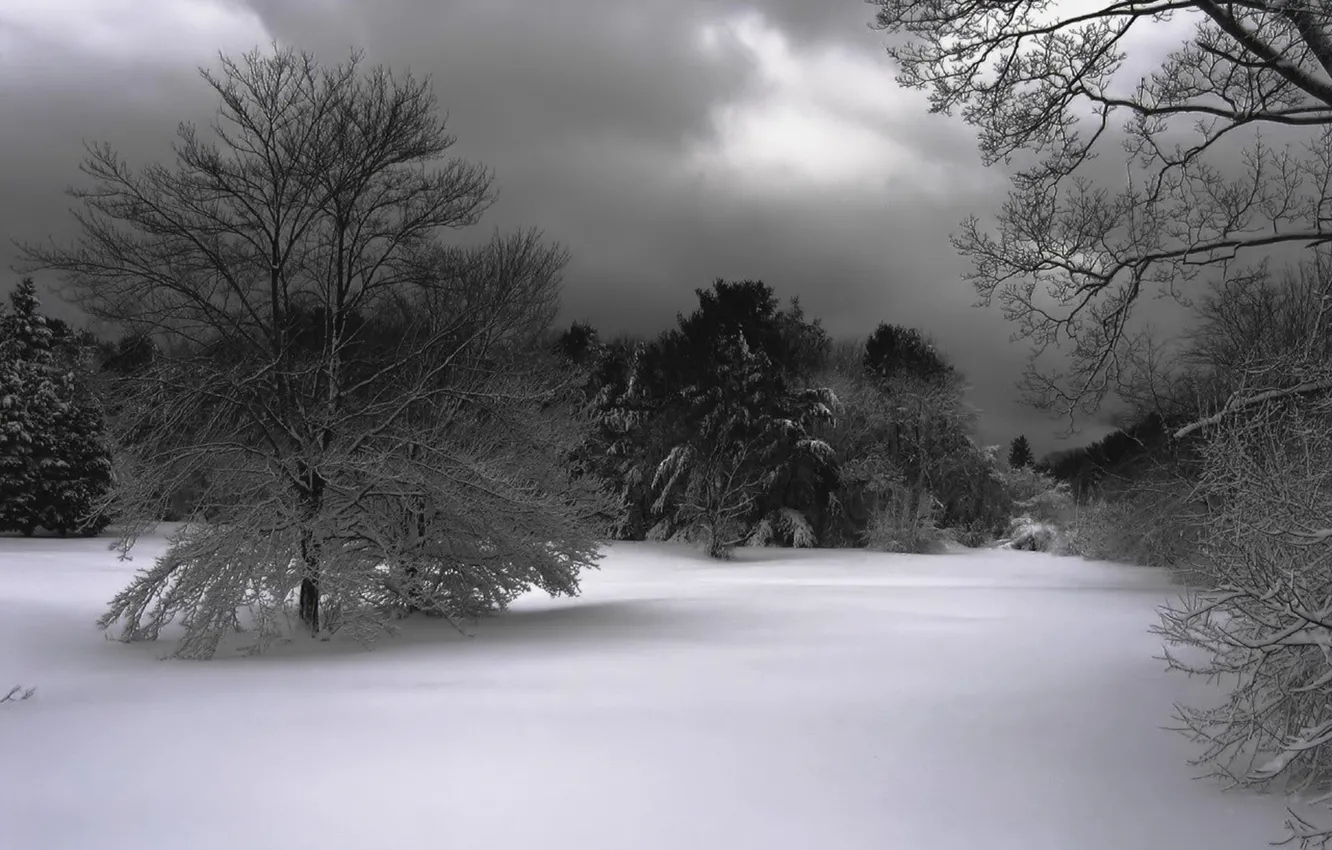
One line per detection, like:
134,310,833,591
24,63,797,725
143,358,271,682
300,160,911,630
552,279,1042,558
2,266,1053,557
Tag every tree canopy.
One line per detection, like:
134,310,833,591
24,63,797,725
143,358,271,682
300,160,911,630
0,279,112,537
18,46,605,656
868,0,1332,420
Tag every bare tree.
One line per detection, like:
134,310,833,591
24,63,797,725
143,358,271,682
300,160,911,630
1187,253,1332,375
875,4,1332,829
1155,365,1332,846
651,438,769,558
868,0,1332,421
1129,251,1332,844
17,46,607,657
1171,248,1332,437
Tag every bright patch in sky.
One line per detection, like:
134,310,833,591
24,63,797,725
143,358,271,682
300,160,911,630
689,11,946,193
0,0,271,72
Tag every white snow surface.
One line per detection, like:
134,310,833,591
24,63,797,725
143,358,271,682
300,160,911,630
0,532,1301,849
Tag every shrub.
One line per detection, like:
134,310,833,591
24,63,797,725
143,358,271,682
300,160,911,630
1155,382,1332,846
864,478,946,554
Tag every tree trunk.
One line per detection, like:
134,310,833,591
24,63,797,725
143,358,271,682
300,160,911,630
299,575,320,634
295,468,326,636
705,497,727,559
298,528,320,635
707,533,727,559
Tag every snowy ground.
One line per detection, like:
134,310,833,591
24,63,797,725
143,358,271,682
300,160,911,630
0,533,1302,849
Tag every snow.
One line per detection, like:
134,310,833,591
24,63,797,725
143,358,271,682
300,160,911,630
0,532,1306,849
998,516,1062,552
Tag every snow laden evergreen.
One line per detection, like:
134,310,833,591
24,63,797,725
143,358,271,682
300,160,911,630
0,278,111,536
579,280,838,558
650,330,836,558
563,305,1040,554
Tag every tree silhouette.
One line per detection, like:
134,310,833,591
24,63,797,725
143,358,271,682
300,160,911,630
1007,435,1034,469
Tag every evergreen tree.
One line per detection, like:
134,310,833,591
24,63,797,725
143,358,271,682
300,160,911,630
35,395,113,536
1008,434,1035,469
863,323,953,385
0,279,112,536
553,321,601,366
0,279,52,534
629,280,837,557
817,329,991,546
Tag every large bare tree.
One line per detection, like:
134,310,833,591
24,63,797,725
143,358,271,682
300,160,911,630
866,8,1332,839
868,0,1332,421
17,46,607,658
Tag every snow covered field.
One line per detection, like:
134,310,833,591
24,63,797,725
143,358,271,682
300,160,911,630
0,533,1301,849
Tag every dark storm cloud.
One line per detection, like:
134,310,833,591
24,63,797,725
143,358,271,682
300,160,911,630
0,0,1124,454
220,0,1013,362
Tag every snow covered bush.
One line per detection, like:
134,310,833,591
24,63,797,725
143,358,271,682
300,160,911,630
2,685,35,704
949,520,992,548
1155,373,1332,847
1057,499,1132,559
1057,483,1206,569
990,449,1206,563
998,517,1060,552
651,438,767,559
747,507,817,549
1005,465,1072,525
864,474,946,554
993,460,1073,552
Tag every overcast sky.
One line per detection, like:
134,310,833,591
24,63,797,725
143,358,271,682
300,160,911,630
0,0,1140,456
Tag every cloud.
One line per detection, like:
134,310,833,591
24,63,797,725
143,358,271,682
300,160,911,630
0,0,273,77
0,0,1104,455
688,11,969,194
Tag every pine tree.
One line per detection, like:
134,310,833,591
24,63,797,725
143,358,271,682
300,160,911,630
864,323,954,385
36,388,113,536
0,279,112,536
1008,434,1035,469
640,281,837,557
0,280,51,534
553,321,601,366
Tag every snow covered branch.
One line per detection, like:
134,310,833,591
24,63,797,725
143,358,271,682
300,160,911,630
1173,378,1332,439
869,0,1332,417
1156,380,1332,843
18,47,608,657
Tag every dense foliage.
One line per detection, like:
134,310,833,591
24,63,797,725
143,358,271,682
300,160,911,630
554,289,1037,556
0,279,112,537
